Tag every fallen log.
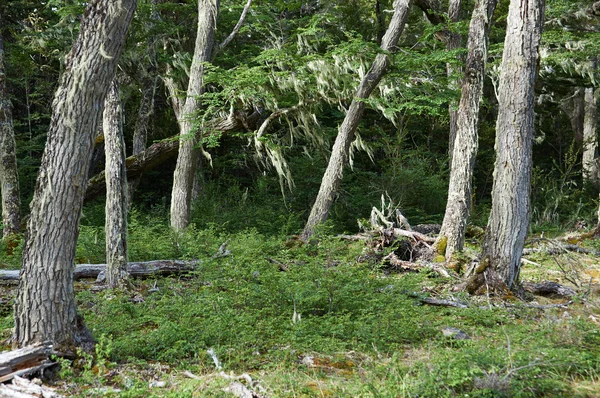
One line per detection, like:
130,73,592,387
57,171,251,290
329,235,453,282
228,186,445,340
0,260,198,284
522,244,600,257
0,343,55,384
85,139,179,202
522,281,576,298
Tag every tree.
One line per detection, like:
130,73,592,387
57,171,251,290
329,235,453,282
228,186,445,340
104,80,128,288
582,87,599,187
0,31,21,240
435,0,498,260
301,0,413,242
13,0,137,351
477,0,546,292
169,0,252,231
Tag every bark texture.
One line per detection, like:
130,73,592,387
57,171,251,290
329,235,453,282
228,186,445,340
582,87,599,187
170,0,218,231
301,0,413,242
446,0,462,162
0,32,21,239
104,80,128,288
14,0,137,351
480,0,545,290
436,0,498,260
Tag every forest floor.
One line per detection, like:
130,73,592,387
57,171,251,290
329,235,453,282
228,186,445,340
0,226,599,397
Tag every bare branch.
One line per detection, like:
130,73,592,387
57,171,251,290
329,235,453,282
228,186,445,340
217,0,253,52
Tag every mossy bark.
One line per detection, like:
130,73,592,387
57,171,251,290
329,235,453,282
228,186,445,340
302,0,413,242
480,0,545,290
170,0,218,231
104,80,129,288
14,0,136,352
0,32,21,240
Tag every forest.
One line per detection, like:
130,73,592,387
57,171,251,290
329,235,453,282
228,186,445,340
0,0,600,396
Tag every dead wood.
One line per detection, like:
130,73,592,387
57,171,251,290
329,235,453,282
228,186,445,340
522,281,576,298
0,375,63,397
421,298,469,308
0,343,55,384
85,139,179,201
0,260,198,284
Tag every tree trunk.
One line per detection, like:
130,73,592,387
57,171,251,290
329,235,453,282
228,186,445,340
170,0,218,231
436,0,498,260
562,88,585,143
479,0,545,291
104,80,128,288
0,32,21,239
301,0,413,242
128,0,159,202
583,87,599,187
447,0,462,164
13,0,137,352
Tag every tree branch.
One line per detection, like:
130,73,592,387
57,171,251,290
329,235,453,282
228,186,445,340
217,0,253,53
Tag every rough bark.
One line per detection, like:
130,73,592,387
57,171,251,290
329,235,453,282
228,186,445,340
436,0,498,260
582,87,599,187
0,343,54,383
447,0,462,163
561,88,585,143
170,0,218,231
479,0,545,290
0,31,21,239
301,0,413,242
0,260,198,283
13,0,137,352
104,80,128,288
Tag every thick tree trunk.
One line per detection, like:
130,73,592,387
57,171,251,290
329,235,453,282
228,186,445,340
480,0,545,290
583,87,599,187
301,0,413,242
436,0,498,260
104,80,128,288
13,0,137,352
0,32,21,239
170,0,218,231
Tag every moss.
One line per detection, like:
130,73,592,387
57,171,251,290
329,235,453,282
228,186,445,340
436,235,448,255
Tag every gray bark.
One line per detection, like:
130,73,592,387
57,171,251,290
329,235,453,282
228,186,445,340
0,260,198,283
0,32,21,239
104,80,128,288
436,0,498,260
301,0,413,242
582,87,599,186
447,0,462,163
170,0,218,231
481,0,545,290
561,88,585,143
13,0,137,351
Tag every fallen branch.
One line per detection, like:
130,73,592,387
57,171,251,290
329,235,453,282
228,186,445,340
421,298,469,308
0,260,198,284
522,244,600,257
0,375,63,397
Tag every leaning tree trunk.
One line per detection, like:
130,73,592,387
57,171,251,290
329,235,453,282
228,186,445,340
582,87,599,187
14,0,137,352
0,32,20,239
301,0,413,242
435,0,498,260
478,0,545,291
170,0,218,231
104,80,128,288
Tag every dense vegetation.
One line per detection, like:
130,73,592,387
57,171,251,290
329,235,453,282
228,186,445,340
0,0,599,396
